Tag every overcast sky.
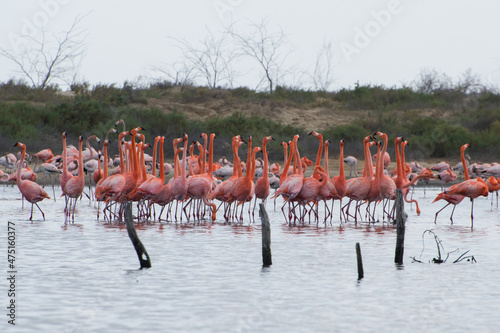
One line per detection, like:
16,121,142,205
1,0,500,91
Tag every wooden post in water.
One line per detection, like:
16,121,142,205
394,189,407,265
260,203,272,267
356,242,364,280
124,202,152,269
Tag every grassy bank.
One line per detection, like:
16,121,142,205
1,79,499,162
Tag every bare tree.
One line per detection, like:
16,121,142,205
151,61,197,90
309,40,336,91
168,26,236,89
0,15,87,90
232,19,291,93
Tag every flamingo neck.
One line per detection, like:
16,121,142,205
363,139,373,180
103,143,108,179
231,140,240,178
63,136,68,174
324,142,330,177
78,139,84,181
152,137,159,177
181,138,188,180
263,140,269,181
461,146,470,180
401,142,407,178
16,147,25,186
207,134,214,178
395,139,402,184
315,135,323,167
294,137,303,177
339,142,345,180
245,137,252,177
159,137,165,182
280,142,295,184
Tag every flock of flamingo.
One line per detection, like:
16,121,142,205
2,119,500,228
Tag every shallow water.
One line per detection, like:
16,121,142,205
1,185,500,332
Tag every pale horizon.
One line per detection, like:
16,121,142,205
1,0,500,91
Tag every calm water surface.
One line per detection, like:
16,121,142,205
1,185,500,332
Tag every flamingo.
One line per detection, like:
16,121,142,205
485,176,500,209
372,131,396,219
60,132,73,195
231,143,261,222
31,154,61,200
63,136,85,221
210,137,245,221
328,139,346,221
184,133,217,221
34,148,54,162
0,153,16,172
150,140,184,222
254,136,275,210
82,135,100,162
395,139,431,215
130,136,166,202
171,133,189,221
430,161,452,173
343,136,375,222
437,168,457,190
14,142,50,220
230,136,257,222
271,135,304,221
271,137,304,201
290,131,325,223
433,143,488,228
343,155,358,178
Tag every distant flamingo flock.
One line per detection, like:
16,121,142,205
3,120,499,227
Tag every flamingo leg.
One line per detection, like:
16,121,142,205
434,202,451,224
35,203,45,221
470,198,474,229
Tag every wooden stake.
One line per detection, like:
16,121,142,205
260,203,272,267
394,189,407,265
356,242,364,280
124,202,151,269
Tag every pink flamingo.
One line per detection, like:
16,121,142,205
60,132,72,195
430,161,452,173
150,144,183,222
434,144,488,228
316,139,337,222
230,136,258,222
210,136,245,221
373,131,396,219
171,133,189,221
271,136,304,222
343,136,375,222
272,135,304,202
63,135,85,221
14,142,50,220
31,154,61,200
34,148,54,162
184,133,217,221
234,145,261,222
486,176,500,209
254,136,275,209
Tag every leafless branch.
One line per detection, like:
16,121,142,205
0,14,88,90
231,19,291,93
166,24,236,89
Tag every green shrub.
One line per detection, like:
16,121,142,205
53,100,112,134
0,102,46,141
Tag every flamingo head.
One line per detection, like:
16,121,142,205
130,126,143,136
